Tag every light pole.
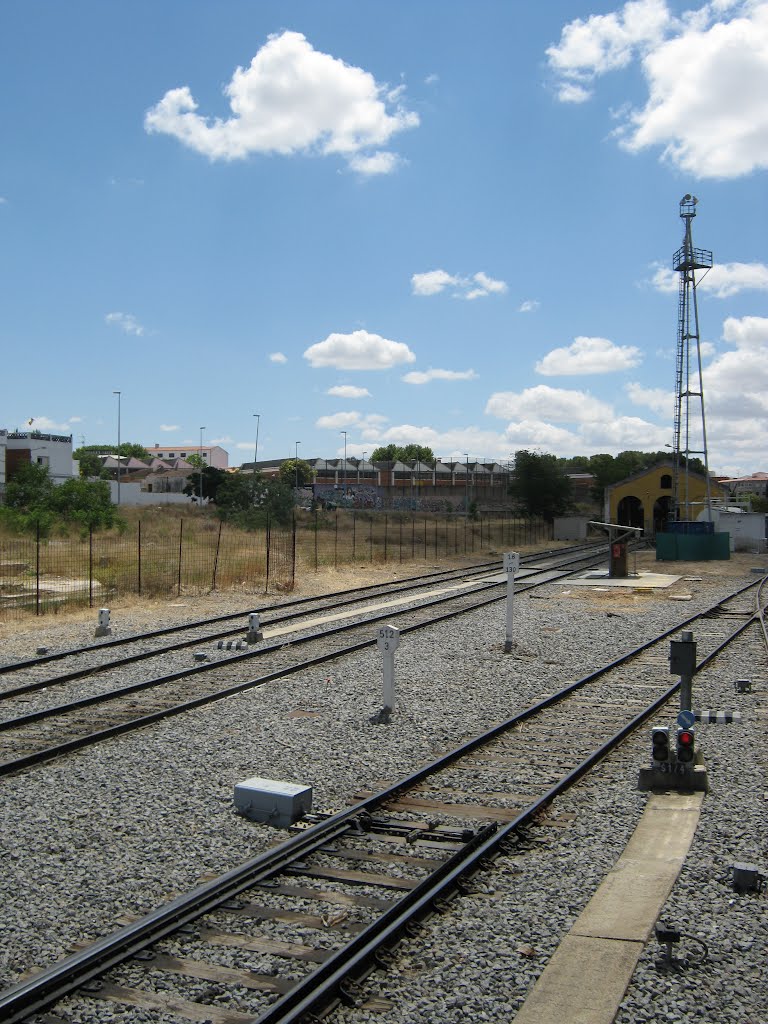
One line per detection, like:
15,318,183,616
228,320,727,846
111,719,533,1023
464,452,469,515
360,451,367,484
252,414,260,498
295,441,300,489
199,427,205,506
113,391,121,505
341,430,347,497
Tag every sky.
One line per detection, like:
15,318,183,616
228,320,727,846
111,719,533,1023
1,0,766,478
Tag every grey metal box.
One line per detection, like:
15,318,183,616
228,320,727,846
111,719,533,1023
234,776,312,828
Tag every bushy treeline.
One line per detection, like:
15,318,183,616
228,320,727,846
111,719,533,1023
1,463,121,534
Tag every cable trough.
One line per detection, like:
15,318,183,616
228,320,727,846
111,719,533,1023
1,574,766,1023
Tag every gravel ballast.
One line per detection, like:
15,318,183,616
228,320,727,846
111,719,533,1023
0,551,765,1023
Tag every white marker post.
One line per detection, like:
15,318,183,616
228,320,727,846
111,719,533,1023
376,624,400,720
503,552,520,653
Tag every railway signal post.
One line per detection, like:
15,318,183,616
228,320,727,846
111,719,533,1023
373,623,400,723
503,551,520,653
638,634,709,792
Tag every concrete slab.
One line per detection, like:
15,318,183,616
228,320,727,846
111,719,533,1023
512,935,643,1024
511,792,704,1024
565,570,681,589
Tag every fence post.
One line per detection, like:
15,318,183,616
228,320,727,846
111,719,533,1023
399,518,403,562
423,516,427,558
212,520,222,591
314,507,318,572
352,511,356,561
177,518,183,596
265,513,271,593
137,520,142,596
334,509,338,570
291,511,296,589
35,520,41,616
434,518,438,557
411,515,415,559
369,515,373,562
89,524,94,608
384,515,388,562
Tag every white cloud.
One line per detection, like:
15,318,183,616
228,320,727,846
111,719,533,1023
105,311,145,336
145,31,418,174
24,416,73,433
550,1,768,178
411,269,460,296
68,416,83,424
402,368,478,385
486,384,615,423
547,0,671,92
411,268,508,299
651,261,768,297
465,271,508,300
327,385,371,399
160,424,180,432
0,196,7,204
304,329,416,370
315,411,388,430
269,352,287,364
518,299,540,313
625,382,673,415
535,336,642,375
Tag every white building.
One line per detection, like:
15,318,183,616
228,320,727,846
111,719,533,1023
0,428,75,495
145,444,229,469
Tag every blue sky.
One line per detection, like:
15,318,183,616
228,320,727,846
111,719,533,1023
1,0,766,477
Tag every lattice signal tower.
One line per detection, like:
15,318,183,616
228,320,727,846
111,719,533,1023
671,195,713,523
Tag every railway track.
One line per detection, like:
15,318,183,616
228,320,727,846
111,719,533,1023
0,545,610,777
2,572,765,1024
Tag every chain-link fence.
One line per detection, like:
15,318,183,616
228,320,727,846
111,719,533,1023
0,512,551,619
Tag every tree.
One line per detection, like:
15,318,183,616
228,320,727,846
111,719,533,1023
279,459,313,487
216,472,294,527
49,478,118,530
183,465,227,503
5,462,55,511
186,453,205,469
115,442,150,460
370,444,435,463
508,450,573,520
74,451,104,478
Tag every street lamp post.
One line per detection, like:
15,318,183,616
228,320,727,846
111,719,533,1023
341,431,347,498
252,414,260,499
199,427,205,506
113,391,121,506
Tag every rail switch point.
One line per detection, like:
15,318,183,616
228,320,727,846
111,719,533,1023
234,776,313,828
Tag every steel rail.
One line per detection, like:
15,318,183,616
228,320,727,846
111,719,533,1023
0,558,509,675
0,554,610,777
0,557,758,780
0,550,602,697
0,570,756,1022
0,659,683,1024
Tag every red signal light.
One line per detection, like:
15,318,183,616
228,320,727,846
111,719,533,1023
679,731,694,745
676,727,695,763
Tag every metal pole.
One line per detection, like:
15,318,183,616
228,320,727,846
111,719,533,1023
340,430,348,498
464,452,469,516
137,520,142,596
113,390,121,506
295,441,300,490
252,413,260,497
199,426,205,507
177,518,183,596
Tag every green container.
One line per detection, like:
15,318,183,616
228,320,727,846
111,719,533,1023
655,532,731,561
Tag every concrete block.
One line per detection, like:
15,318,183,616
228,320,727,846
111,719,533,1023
234,776,312,828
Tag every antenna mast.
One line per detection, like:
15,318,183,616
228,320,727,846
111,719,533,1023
671,195,713,524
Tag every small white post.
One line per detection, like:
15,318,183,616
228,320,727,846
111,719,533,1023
376,624,400,718
503,552,520,653
95,607,112,638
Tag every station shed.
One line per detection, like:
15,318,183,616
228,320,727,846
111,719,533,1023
604,461,726,537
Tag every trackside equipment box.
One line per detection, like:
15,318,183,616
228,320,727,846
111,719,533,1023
234,776,313,828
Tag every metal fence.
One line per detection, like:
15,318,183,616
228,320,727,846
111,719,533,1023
0,512,552,619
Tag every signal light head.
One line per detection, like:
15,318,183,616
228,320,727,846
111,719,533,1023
676,727,695,763
651,726,670,765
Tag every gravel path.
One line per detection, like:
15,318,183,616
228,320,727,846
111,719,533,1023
0,551,765,1023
